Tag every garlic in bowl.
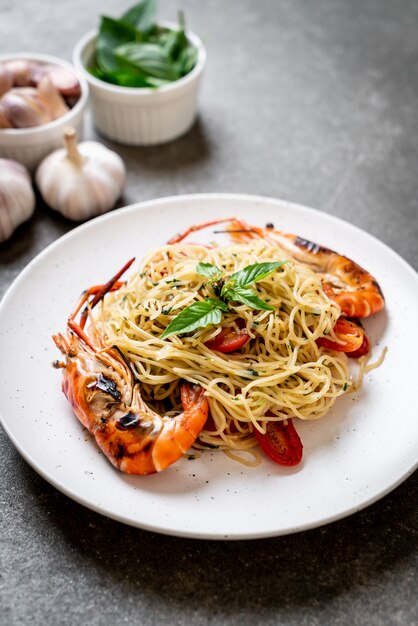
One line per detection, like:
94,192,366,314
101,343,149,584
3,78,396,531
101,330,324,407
35,127,126,221
0,53,88,171
73,1,206,145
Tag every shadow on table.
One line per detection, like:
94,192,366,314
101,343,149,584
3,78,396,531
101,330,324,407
100,115,213,179
12,447,417,620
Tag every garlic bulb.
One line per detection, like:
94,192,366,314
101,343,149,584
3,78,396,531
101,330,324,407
0,158,35,242
35,128,126,221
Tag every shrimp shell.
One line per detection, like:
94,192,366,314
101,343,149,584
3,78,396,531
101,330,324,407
168,217,385,319
53,262,209,475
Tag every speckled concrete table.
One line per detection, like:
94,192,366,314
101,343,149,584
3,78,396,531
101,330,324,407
1,1,417,625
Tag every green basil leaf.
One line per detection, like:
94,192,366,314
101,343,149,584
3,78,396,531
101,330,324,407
231,261,285,287
156,29,187,61
144,76,171,87
121,0,157,32
96,17,137,73
216,299,229,312
177,45,198,75
158,30,179,57
88,66,150,87
223,286,275,311
161,298,228,339
196,262,222,279
116,43,180,80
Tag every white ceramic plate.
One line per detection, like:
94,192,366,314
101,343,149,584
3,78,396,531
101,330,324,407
1,194,417,539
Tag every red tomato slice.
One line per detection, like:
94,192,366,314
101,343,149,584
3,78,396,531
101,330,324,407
254,418,303,466
205,326,250,353
347,332,370,358
316,318,364,353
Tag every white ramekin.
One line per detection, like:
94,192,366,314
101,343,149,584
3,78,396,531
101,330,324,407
73,24,206,146
0,52,89,172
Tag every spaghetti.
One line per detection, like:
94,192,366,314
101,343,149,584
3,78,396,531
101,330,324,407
92,239,352,460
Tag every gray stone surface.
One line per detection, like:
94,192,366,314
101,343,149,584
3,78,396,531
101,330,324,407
0,1,417,625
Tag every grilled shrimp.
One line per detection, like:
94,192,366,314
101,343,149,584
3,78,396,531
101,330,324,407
168,217,385,318
53,260,209,475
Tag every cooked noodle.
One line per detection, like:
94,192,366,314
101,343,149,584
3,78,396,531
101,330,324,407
354,346,388,391
90,240,354,457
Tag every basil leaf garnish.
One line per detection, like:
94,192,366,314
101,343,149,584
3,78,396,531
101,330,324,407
223,286,275,311
231,262,285,287
161,299,228,339
160,258,283,339
196,262,222,279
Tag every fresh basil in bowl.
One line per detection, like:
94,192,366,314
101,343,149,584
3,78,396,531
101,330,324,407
73,0,206,145
88,0,198,89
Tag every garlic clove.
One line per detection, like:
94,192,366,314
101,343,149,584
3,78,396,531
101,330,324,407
0,105,13,128
35,127,126,222
4,59,36,87
37,76,69,120
31,64,81,98
0,87,53,128
0,158,35,243
46,65,81,98
0,64,13,97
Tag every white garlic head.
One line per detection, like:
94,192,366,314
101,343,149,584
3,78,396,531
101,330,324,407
35,128,126,221
0,158,35,242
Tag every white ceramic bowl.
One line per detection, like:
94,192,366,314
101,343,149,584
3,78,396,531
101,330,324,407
73,24,206,146
0,52,89,171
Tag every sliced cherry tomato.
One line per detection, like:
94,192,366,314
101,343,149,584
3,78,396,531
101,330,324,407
204,325,250,353
316,318,364,353
254,418,303,466
347,332,370,358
